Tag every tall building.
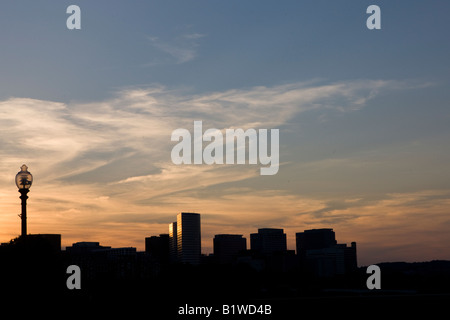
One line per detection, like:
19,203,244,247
250,228,287,255
213,234,246,264
295,228,337,254
296,228,357,276
177,212,201,265
169,222,178,262
345,242,358,271
145,234,170,263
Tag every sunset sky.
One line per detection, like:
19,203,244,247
1,1,449,266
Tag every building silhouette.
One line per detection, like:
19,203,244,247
213,234,246,264
296,228,357,276
250,228,287,255
25,234,62,253
247,228,298,272
145,234,170,263
296,228,336,252
169,221,178,262
175,212,201,265
0,234,63,305
65,241,141,282
65,241,111,254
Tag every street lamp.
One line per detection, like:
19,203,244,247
15,164,33,237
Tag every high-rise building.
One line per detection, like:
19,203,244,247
213,234,246,264
250,228,287,255
295,228,337,254
169,222,178,262
176,212,201,265
345,242,358,271
296,228,357,276
145,234,170,263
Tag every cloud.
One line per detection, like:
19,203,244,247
146,33,206,64
2,78,439,261
183,33,206,40
3,79,424,179
0,79,410,201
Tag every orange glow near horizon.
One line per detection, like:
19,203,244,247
1,83,450,267
1,173,450,266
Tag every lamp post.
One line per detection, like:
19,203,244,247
15,164,33,237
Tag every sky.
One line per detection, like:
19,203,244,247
0,1,449,266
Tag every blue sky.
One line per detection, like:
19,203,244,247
0,1,450,265
1,1,449,101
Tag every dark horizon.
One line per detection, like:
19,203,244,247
3,220,449,267
2,229,450,317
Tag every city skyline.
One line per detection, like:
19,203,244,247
1,1,450,267
0,204,435,269
19,217,357,275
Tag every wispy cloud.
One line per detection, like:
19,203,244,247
0,79,413,205
146,32,206,65
1,79,444,264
